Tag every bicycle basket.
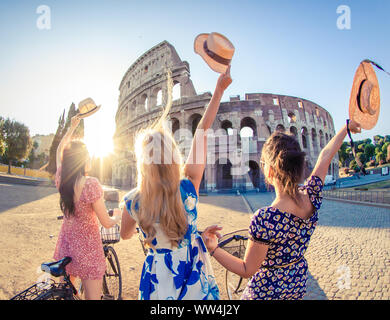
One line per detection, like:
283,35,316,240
218,229,248,260
11,279,56,300
101,224,120,244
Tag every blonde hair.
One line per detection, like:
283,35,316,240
132,70,188,248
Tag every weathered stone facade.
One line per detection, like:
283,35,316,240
113,41,338,191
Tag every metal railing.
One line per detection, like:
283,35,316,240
322,190,390,205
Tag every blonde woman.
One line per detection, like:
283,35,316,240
120,67,232,300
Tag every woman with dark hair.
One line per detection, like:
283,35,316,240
202,119,361,300
53,115,121,300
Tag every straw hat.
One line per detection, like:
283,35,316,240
349,60,380,130
194,32,235,74
77,98,101,119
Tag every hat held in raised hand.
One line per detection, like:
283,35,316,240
194,32,235,74
78,97,101,119
349,60,380,130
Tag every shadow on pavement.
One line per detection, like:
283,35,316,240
0,183,57,213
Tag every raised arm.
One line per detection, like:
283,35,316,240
311,119,361,183
184,66,232,194
56,115,81,169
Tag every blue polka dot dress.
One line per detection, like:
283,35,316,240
123,179,220,300
241,175,323,300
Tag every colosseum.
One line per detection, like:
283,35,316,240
112,41,338,191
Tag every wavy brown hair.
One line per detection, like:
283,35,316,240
131,70,187,248
261,132,306,203
59,141,89,218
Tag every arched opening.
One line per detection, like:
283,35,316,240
319,130,324,148
290,126,298,138
221,120,234,136
325,133,329,143
248,160,261,189
152,87,163,107
189,113,202,136
171,117,180,136
288,112,296,123
312,128,319,154
301,127,308,150
276,124,285,133
216,158,233,190
240,117,257,138
140,94,148,113
172,81,181,101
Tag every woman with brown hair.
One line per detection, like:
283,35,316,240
202,119,361,300
53,115,121,300
120,67,232,300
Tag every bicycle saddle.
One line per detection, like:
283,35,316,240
41,257,72,277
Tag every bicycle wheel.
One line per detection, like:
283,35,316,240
218,229,248,300
102,246,122,300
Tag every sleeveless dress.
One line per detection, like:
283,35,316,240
123,178,220,300
241,175,323,300
53,166,106,280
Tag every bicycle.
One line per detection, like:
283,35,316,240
217,229,248,300
11,210,122,300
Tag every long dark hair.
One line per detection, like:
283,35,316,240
59,141,89,218
261,132,306,204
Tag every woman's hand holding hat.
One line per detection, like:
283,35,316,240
348,119,361,134
216,65,232,94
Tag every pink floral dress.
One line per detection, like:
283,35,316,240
53,166,106,280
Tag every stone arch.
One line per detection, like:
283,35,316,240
216,158,233,190
140,93,148,112
290,126,298,138
240,117,257,138
188,113,202,136
276,124,285,133
311,128,319,154
248,160,261,188
172,80,181,101
152,87,163,108
221,120,233,136
319,130,324,148
171,117,180,136
301,127,309,150
288,112,297,123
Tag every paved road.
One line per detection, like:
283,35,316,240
244,193,390,300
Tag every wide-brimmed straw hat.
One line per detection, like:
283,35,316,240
349,60,380,130
194,32,235,74
77,98,101,119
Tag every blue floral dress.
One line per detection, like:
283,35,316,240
123,179,220,300
241,175,323,300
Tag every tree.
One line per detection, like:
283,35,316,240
2,118,32,174
356,152,366,165
46,110,65,174
382,142,390,158
364,144,376,160
338,142,349,167
376,152,385,164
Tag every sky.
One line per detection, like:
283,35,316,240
0,0,389,156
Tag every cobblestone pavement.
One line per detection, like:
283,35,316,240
244,193,390,300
